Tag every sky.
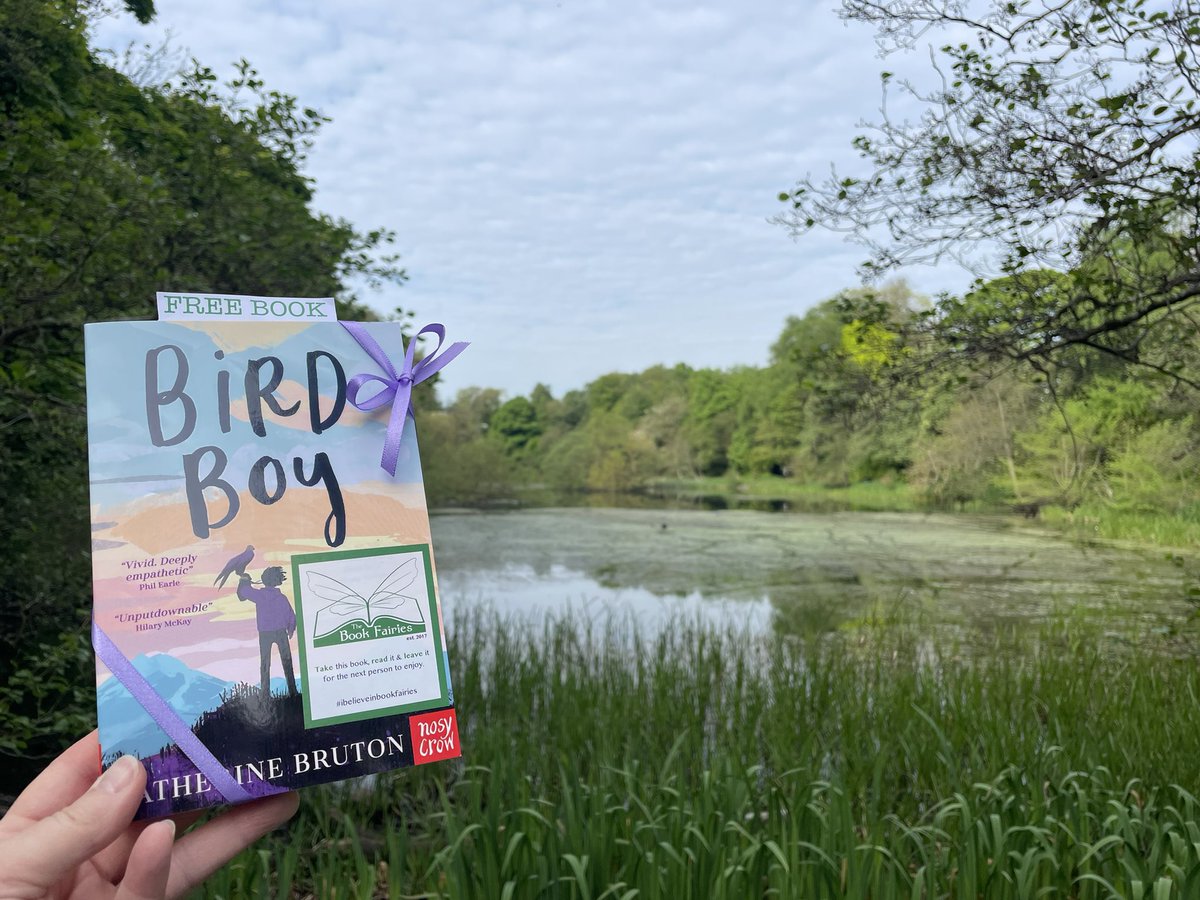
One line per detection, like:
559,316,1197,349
91,0,975,400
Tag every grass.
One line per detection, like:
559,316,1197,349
1040,502,1200,549
197,608,1200,898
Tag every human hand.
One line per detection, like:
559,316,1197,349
0,731,299,899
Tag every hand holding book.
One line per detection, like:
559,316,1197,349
0,732,298,899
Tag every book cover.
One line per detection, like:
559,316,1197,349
85,314,462,818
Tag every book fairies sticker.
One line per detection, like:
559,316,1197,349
292,545,449,727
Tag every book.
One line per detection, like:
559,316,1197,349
85,307,462,818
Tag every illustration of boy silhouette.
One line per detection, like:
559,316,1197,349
237,566,299,699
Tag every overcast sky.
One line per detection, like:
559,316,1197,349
92,1,974,400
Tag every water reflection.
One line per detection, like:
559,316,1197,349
437,562,773,635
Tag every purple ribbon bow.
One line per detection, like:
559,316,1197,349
341,322,468,476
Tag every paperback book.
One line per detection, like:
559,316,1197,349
85,298,463,818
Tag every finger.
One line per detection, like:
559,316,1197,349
5,731,102,821
171,809,207,834
167,792,299,898
4,755,146,887
92,810,205,885
116,820,175,900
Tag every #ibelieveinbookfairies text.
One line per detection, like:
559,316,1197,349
86,298,467,819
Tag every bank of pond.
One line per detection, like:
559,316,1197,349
507,478,1200,550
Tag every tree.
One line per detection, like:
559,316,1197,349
0,0,403,788
767,286,920,482
908,371,1037,504
778,0,1200,378
683,369,740,476
445,387,503,441
490,396,543,456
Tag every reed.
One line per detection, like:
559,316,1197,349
198,609,1200,898
1041,502,1200,549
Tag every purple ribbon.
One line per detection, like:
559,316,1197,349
92,622,258,804
341,322,468,476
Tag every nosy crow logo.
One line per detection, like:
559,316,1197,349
410,710,460,765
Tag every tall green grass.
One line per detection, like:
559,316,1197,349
199,610,1200,898
1041,502,1200,549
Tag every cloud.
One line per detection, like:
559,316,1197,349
176,636,259,655
92,0,973,398
226,379,376,431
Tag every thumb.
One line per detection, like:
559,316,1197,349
9,755,146,887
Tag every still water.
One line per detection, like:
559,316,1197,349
429,507,1192,636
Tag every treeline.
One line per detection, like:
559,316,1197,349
5,0,1199,791
424,277,1200,529
0,0,399,785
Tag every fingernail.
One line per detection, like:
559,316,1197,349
95,755,140,793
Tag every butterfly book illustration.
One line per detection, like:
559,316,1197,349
86,299,465,819
310,559,428,647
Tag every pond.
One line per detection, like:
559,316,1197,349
429,507,1194,637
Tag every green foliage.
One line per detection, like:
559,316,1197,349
682,368,739,476
199,609,1200,897
1110,419,1200,513
440,261,1200,552
779,0,1200,379
1016,377,1163,502
419,410,515,507
637,393,694,477
489,396,542,456
909,374,1035,505
726,368,796,476
424,309,921,495
414,267,1200,537
1041,502,1200,547
541,412,657,492
418,387,515,506
0,0,403,783
0,627,94,759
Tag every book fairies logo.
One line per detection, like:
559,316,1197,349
309,558,428,647
292,544,450,728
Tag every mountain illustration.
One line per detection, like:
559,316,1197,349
98,653,301,758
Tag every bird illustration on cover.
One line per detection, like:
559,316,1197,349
214,545,255,588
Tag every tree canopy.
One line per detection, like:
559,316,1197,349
777,0,1200,376
0,0,403,785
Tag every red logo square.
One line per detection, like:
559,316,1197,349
409,709,461,765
